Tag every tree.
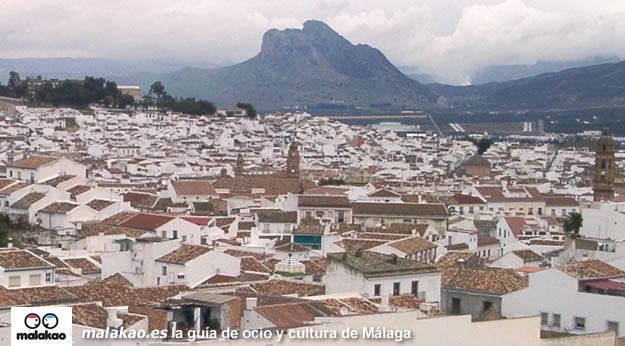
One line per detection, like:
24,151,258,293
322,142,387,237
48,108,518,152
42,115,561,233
149,81,166,99
563,212,583,238
477,138,493,155
237,102,257,118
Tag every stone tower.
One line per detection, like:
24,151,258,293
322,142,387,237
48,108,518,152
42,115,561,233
235,153,244,176
286,141,300,178
593,127,616,201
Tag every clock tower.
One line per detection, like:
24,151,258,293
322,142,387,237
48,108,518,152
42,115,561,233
593,127,616,202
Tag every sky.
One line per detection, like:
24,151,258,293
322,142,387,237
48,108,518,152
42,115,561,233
1,0,624,84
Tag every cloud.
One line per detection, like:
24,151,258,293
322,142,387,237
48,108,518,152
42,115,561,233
0,0,624,84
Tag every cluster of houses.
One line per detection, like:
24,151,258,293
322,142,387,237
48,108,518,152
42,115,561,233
0,105,623,344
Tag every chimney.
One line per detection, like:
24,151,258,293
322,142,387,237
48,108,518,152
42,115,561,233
418,193,423,204
106,309,123,329
245,297,258,311
457,258,466,272
7,238,12,248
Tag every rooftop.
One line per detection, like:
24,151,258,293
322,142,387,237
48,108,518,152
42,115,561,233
156,244,212,264
0,250,54,271
352,202,448,217
328,251,439,278
8,155,58,169
558,259,625,280
171,180,217,196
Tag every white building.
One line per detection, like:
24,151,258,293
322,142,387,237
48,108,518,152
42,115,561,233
502,259,625,337
326,251,441,304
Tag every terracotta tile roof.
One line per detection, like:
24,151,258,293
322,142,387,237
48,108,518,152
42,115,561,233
502,217,528,238
293,223,325,235
319,297,379,314
101,212,138,225
451,194,486,204
254,301,337,328
249,279,325,297
303,186,349,195
171,180,217,196
334,239,386,251
11,192,46,209
46,256,70,269
64,258,101,274
545,197,580,207
302,258,327,275
199,272,270,285
558,260,625,280
123,192,158,209
446,243,470,251
328,251,439,278
119,213,175,230
445,267,528,295
238,221,256,231
368,188,401,198
369,295,424,310
435,252,479,285
512,250,543,262
78,223,146,239
41,175,76,187
0,178,15,190
101,273,134,287
240,257,272,273
212,176,316,196
0,250,53,271
335,224,362,234
275,243,311,252
72,303,107,329
0,181,28,195
298,195,351,208
156,244,212,264
357,232,408,241
67,280,189,307
215,217,236,228
191,200,228,216
66,185,91,197
477,234,500,246
388,236,437,254
352,202,448,217
256,210,298,223
86,199,115,211
475,186,545,203
8,155,58,169
39,201,80,214
223,249,269,260
0,285,79,308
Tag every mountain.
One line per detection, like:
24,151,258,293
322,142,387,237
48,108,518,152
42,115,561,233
429,61,625,109
0,58,198,80
116,20,440,109
470,56,621,84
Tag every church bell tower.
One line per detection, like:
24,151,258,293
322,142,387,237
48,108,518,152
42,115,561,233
286,141,300,178
593,127,616,201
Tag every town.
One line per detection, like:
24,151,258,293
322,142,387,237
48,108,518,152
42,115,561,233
0,95,623,345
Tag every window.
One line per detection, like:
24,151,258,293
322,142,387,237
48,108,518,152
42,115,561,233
305,211,312,219
162,266,167,276
561,209,566,216
483,301,492,312
182,235,187,242
551,209,556,216
337,211,345,223
608,321,619,335
9,170,12,177
29,274,41,286
161,231,167,239
283,223,291,232
574,316,585,330
374,284,381,296
540,312,549,326
45,272,53,283
30,172,35,183
411,281,419,296
528,208,533,215
538,208,543,215
9,275,20,288
263,223,270,233
553,314,560,328
393,282,400,296
172,230,178,239
17,171,21,180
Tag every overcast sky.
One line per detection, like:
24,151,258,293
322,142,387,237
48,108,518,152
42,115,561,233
1,0,624,84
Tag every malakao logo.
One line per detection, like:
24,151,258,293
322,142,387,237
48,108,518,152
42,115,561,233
11,307,72,346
